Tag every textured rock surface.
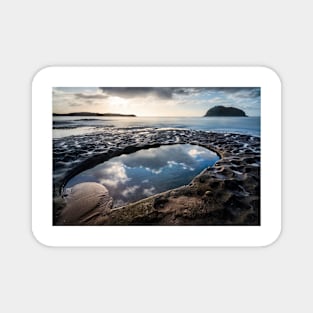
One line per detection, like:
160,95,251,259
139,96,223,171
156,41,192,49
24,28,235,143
53,128,260,225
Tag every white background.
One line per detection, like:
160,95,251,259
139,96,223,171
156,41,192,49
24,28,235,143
0,0,311,312
33,67,281,247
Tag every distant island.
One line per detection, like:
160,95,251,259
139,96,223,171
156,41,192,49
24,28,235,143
53,112,136,117
204,106,247,117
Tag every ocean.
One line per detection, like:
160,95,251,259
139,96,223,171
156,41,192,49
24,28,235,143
53,116,260,139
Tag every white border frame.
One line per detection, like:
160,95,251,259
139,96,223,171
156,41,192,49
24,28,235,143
32,66,281,247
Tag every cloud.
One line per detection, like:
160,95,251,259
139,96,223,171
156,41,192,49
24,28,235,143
53,86,260,116
142,186,156,196
98,87,260,100
69,102,82,107
121,145,196,171
121,185,140,197
75,93,108,100
53,88,110,113
204,87,260,98
99,87,195,99
188,148,205,157
119,144,217,174
98,162,130,187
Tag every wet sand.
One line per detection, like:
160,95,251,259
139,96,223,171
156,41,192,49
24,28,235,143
53,128,260,225
56,182,112,225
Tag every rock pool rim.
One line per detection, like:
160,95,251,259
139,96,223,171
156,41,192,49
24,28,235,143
60,142,223,198
63,144,221,209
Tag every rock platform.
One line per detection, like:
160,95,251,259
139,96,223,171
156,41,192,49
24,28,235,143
53,128,260,225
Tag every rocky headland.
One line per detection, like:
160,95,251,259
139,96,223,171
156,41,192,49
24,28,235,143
53,112,136,117
204,106,247,117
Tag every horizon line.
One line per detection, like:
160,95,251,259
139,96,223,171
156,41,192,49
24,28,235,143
53,113,260,118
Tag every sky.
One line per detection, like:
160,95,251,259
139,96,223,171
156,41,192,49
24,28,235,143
53,87,260,117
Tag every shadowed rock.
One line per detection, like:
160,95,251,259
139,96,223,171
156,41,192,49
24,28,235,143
204,106,247,117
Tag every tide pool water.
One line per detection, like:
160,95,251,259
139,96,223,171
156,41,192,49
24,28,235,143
65,144,220,207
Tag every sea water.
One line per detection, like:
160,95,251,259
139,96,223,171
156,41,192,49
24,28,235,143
53,116,260,138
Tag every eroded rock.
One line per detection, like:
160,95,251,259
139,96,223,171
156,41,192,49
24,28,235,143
53,129,260,225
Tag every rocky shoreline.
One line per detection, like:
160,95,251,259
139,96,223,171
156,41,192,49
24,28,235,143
53,127,260,225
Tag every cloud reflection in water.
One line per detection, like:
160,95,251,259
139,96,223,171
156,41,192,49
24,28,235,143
66,144,219,207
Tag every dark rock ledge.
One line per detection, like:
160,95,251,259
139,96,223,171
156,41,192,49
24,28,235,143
53,128,260,225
